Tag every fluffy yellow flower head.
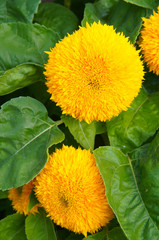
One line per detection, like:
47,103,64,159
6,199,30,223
34,145,114,236
8,181,39,215
45,21,144,123
140,7,159,75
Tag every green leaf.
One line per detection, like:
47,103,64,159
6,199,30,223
130,132,159,227
123,0,159,9
143,68,159,94
0,22,59,71
82,0,118,27
25,209,57,240
27,190,39,212
107,89,159,153
62,115,96,151
82,3,104,27
94,146,159,240
108,227,127,240
106,0,150,43
0,97,64,190
0,213,27,240
0,190,8,199
34,3,79,39
0,0,41,23
82,0,150,43
94,121,107,135
0,63,44,96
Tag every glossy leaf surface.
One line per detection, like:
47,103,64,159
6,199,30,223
94,146,159,240
0,63,44,96
130,132,159,227
62,115,96,151
0,22,59,70
107,90,159,153
0,97,64,190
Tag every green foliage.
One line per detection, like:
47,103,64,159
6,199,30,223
94,146,159,240
0,190,8,199
130,132,159,227
27,190,39,212
107,89,159,153
0,22,59,95
0,214,27,240
62,115,96,150
0,63,44,96
82,0,151,43
0,97,64,190
0,0,41,23
25,209,57,240
123,0,159,9
0,0,159,239
34,3,79,39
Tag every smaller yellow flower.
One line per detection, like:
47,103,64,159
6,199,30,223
8,180,39,215
34,145,114,236
140,7,159,75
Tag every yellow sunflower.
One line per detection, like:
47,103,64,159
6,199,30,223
34,145,114,236
139,7,159,75
8,180,39,215
44,21,144,123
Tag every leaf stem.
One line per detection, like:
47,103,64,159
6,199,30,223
55,119,64,126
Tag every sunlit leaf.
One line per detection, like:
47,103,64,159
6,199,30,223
107,89,159,153
94,146,159,240
0,22,59,95
62,115,96,151
0,214,27,240
130,132,159,227
0,63,44,96
25,209,57,240
0,97,64,190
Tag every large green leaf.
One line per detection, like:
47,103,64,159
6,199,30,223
0,0,41,23
123,0,159,9
34,3,79,39
62,115,96,151
25,209,57,240
0,97,64,190
130,132,159,227
94,146,159,240
82,0,150,43
107,89,159,153
0,22,59,69
0,213,27,240
106,0,150,43
0,22,59,95
0,63,44,96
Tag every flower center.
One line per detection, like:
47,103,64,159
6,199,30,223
59,194,69,207
87,78,100,90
